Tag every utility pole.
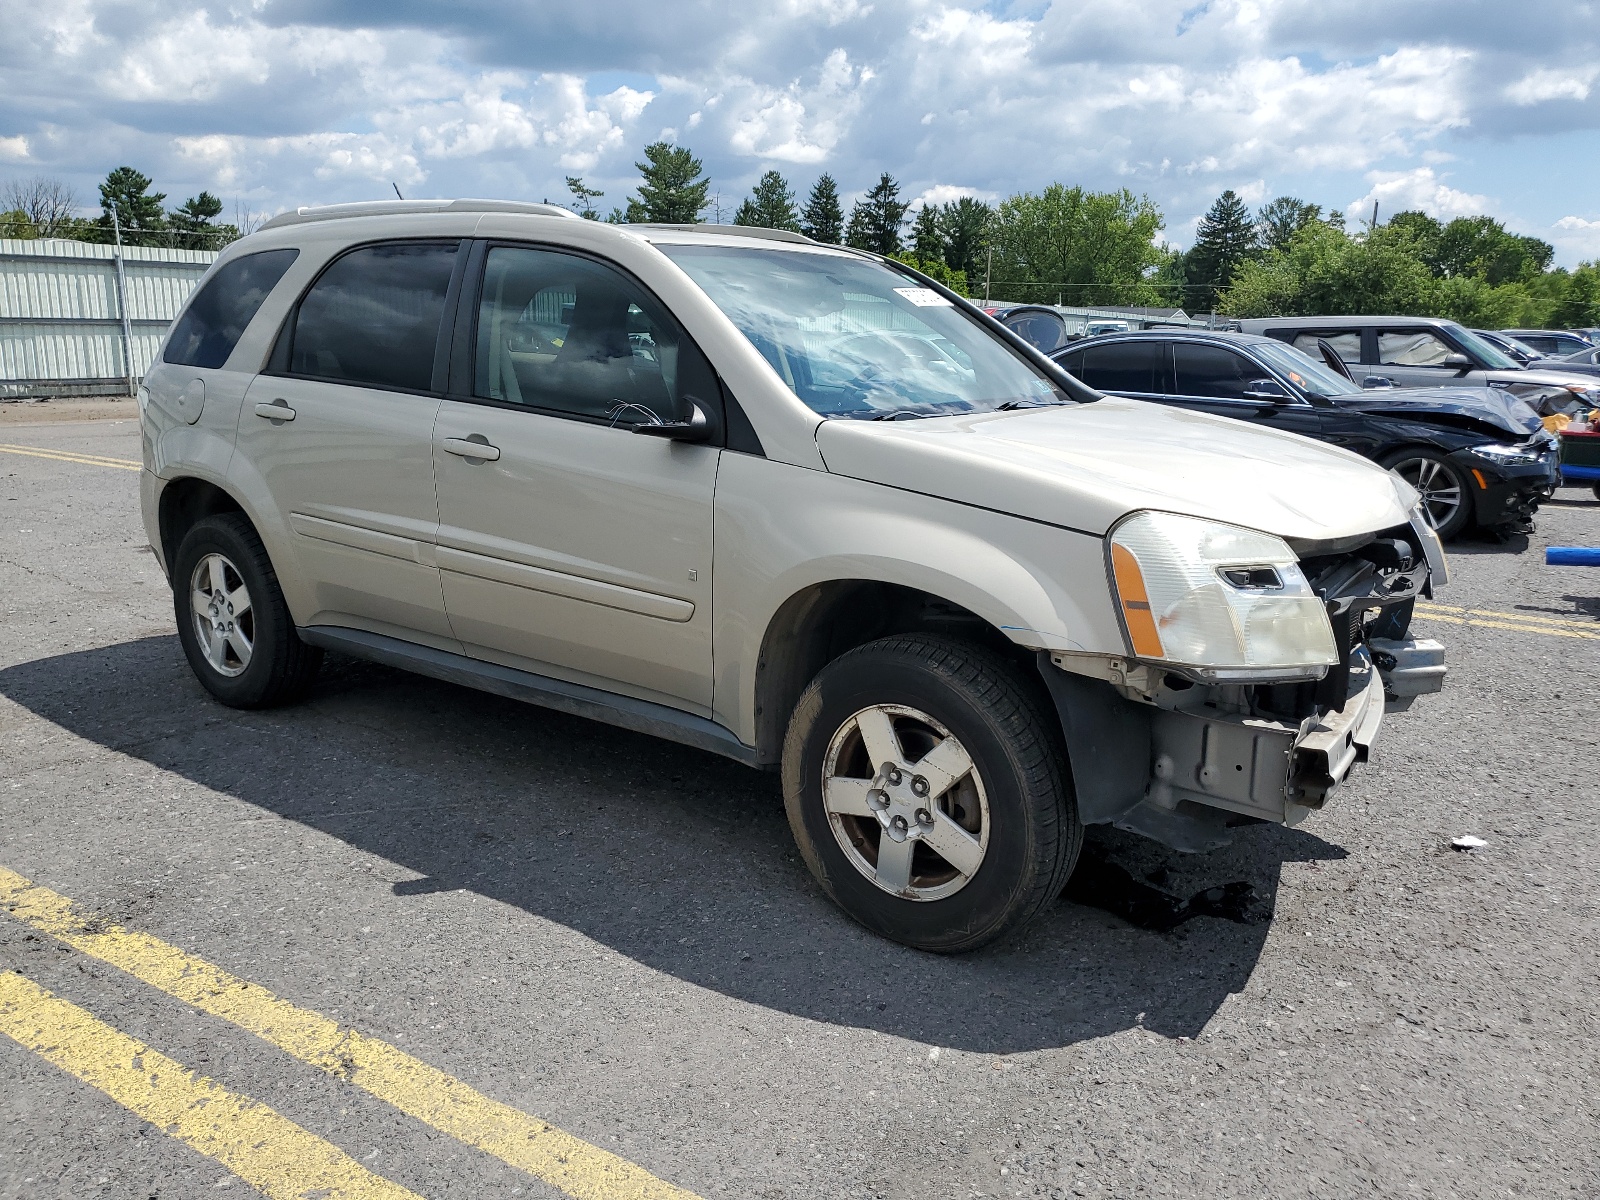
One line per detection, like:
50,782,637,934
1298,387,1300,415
983,245,993,304
1370,201,1380,232
110,207,136,399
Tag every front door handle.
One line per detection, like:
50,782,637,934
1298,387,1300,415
441,436,501,462
254,400,296,422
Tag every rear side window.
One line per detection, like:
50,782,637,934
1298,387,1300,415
163,249,299,369
1290,331,1360,363
289,242,458,392
1078,341,1164,394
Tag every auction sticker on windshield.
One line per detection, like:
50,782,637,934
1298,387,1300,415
894,287,953,307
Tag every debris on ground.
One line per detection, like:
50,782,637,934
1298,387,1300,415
1451,835,1488,851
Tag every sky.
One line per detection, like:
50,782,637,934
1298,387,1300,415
2,0,1598,264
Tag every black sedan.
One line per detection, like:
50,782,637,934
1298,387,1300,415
1049,330,1559,539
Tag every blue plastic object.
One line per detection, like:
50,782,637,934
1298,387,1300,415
1546,547,1600,566
1562,464,1600,482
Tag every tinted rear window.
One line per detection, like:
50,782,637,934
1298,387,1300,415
163,249,299,369
1078,341,1164,394
289,242,458,392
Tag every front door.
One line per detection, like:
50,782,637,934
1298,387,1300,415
432,244,719,712
1165,341,1326,440
238,240,462,644
1373,327,1470,389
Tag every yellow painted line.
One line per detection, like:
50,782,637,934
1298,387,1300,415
0,442,141,471
1413,610,1600,641
0,867,702,1200
0,971,420,1200
1416,602,1596,631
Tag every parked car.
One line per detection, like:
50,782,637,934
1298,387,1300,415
1051,330,1558,539
994,304,1077,353
1236,314,1600,416
1471,328,1541,366
140,200,1447,951
1500,329,1594,358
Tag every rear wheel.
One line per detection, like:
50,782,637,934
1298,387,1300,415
1383,449,1473,540
173,513,321,708
782,634,1080,952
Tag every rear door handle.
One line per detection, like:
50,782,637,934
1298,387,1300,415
254,400,296,422
441,436,500,462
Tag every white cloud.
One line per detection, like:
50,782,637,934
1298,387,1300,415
0,135,28,161
1505,65,1600,106
1552,215,1600,262
1346,168,1491,223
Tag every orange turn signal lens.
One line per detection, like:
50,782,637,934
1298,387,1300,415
1110,543,1165,659
1470,468,1488,490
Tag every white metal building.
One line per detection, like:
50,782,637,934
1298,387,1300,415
0,238,217,399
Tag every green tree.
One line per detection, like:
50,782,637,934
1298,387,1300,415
845,173,909,255
1256,196,1322,254
1386,211,1443,268
168,191,237,249
936,197,991,282
1186,190,1259,311
909,204,943,261
629,142,710,224
1150,247,1190,308
733,169,800,230
1433,216,1551,284
97,166,166,245
890,252,969,296
987,184,1165,305
565,176,604,219
800,174,843,243
1220,221,1435,318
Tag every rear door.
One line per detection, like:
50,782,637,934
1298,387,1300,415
431,243,720,712
1070,338,1168,400
238,240,463,644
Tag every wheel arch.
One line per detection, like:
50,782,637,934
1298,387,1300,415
158,476,250,571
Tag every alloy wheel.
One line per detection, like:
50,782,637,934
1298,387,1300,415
821,703,990,901
189,552,254,677
1390,456,1463,532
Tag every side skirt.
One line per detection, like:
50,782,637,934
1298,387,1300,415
298,625,761,769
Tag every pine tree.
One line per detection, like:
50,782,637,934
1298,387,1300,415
97,166,166,245
845,173,909,255
1186,189,1259,310
800,174,843,243
733,170,800,230
910,204,943,261
169,191,235,249
565,176,604,220
629,143,710,224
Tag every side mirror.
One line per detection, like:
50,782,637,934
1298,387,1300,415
1362,376,1396,390
629,397,715,443
1242,378,1289,400
1442,352,1473,371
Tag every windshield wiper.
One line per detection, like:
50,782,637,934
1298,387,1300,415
995,398,1066,410
868,409,931,421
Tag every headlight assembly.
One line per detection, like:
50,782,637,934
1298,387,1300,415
1468,441,1547,465
1108,511,1338,681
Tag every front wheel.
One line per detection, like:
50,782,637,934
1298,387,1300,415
1383,449,1473,540
782,635,1080,952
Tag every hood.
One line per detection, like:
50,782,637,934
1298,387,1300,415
1334,385,1543,439
814,397,1414,541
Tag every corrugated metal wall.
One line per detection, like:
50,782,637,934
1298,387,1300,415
0,239,217,398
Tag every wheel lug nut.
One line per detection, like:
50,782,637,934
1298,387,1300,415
916,809,932,825
911,776,929,796
888,768,903,786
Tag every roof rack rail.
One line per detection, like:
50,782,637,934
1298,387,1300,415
629,224,817,245
258,199,580,232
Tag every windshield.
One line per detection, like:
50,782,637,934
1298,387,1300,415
1250,340,1363,397
1449,325,1519,370
657,243,1069,418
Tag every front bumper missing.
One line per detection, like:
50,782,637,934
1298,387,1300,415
1039,648,1401,853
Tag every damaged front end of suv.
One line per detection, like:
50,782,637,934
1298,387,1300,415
1040,507,1447,853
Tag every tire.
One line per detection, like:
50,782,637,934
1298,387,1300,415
1382,448,1474,540
781,634,1080,953
172,512,322,708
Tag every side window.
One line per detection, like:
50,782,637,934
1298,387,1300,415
1054,347,1085,377
289,242,458,392
1172,344,1261,399
1078,341,1163,394
1290,331,1360,363
474,245,704,424
164,249,299,369
1004,311,1067,353
1377,330,1454,367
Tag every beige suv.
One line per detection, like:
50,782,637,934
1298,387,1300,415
140,200,1447,950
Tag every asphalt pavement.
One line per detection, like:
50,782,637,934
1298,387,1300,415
1,407,1596,1199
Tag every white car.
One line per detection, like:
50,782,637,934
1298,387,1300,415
139,200,1447,951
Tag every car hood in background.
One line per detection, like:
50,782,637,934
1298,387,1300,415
1333,386,1543,438
814,397,1414,541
